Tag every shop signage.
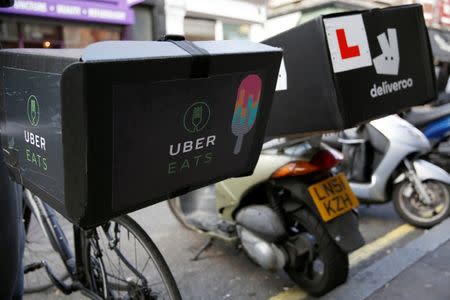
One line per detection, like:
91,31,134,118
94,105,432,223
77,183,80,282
0,0,143,25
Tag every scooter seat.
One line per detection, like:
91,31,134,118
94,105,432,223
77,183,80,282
404,102,450,127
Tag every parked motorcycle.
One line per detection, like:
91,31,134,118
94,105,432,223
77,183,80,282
403,97,450,172
168,136,364,296
325,115,450,228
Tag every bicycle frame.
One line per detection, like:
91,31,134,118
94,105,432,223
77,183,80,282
24,188,168,299
24,189,105,300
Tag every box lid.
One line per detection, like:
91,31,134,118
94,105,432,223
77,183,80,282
81,40,278,62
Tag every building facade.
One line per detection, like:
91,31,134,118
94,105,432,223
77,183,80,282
0,0,270,48
265,0,420,38
3,0,449,49
0,0,165,48
266,0,450,35
164,0,268,41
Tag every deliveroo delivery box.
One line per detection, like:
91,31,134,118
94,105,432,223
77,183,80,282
0,40,282,228
264,4,436,138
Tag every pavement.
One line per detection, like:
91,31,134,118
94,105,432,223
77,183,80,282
24,201,450,300
323,217,450,300
369,240,450,300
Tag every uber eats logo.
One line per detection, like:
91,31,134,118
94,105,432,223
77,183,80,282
24,95,48,172
183,102,210,133
168,101,215,175
27,95,40,126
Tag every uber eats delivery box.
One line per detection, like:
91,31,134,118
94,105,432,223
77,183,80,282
0,40,282,228
263,4,436,137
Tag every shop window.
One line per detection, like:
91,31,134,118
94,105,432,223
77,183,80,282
0,18,123,49
184,18,215,41
223,23,250,40
22,23,63,48
63,24,121,48
0,19,19,48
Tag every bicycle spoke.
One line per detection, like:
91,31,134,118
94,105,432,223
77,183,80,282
84,216,179,299
105,272,128,283
140,256,151,274
135,237,137,272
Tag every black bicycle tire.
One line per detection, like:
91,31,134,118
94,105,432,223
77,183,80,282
84,215,182,300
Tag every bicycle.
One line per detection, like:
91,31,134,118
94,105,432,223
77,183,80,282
22,188,181,300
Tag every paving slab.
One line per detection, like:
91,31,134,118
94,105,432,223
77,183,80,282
369,240,450,300
323,218,450,300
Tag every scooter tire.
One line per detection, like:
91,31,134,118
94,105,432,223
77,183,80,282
167,197,199,232
284,208,349,297
393,180,450,229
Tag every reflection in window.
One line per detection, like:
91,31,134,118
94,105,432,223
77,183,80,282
0,17,123,49
22,23,62,48
0,19,19,48
223,23,250,40
63,24,121,48
184,18,215,41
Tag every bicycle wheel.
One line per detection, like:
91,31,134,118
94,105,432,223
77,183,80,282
23,199,73,293
85,215,181,300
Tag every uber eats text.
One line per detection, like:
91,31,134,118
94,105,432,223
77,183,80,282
24,130,48,171
168,135,216,175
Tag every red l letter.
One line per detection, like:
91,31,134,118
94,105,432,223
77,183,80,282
336,28,360,59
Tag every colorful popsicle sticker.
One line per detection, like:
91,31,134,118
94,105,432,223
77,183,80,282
231,74,262,155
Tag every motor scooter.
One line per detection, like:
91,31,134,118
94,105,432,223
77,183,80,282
403,96,450,172
400,35,450,172
168,136,364,296
326,115,450,228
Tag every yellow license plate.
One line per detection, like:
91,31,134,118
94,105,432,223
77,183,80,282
308,173,359,222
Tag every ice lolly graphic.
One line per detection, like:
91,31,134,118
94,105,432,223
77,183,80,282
231,74,262,155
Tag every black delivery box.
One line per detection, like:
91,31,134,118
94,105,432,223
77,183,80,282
264,4,436,137
0,40,282,228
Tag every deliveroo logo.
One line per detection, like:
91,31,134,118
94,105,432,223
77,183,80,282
373,28,400,76
183,102,210,133
231,74,262,155
27,95,40,126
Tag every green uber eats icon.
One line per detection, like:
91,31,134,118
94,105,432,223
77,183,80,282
168,101,213,176
27,95,40,126
183,102,210,133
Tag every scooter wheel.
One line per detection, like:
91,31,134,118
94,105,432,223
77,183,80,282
167,197,198,231
393,180,450,228
284,208,349,297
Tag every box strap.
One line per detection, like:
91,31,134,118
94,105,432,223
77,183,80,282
158,34,210,78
